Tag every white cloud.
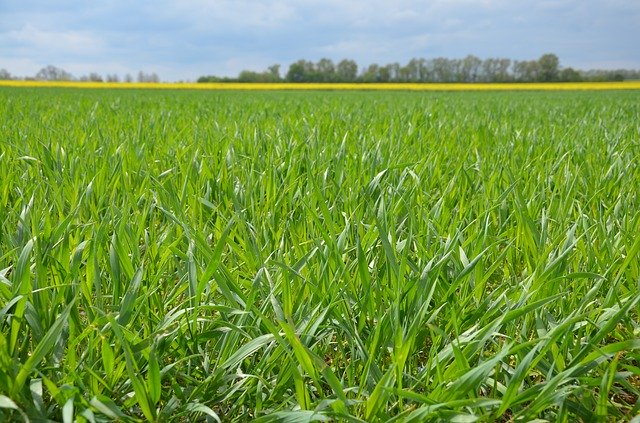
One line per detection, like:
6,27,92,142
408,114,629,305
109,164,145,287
5,24,105,56
158,0,298,31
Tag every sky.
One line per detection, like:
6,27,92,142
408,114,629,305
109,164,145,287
1,0,639,81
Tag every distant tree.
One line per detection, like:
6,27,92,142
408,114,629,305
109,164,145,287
361,64,380,82
336,59,358,82
88,72,103,82
0,68,12,80
198,52,638,85
286,60,316,82
137,71,160,83
432,57,453,82
495,58,512,82
512,61,525,81
513,60,540,82
238,65,281,82
378,65,392,82
403,59,419,81
397,63,411,82
124,73,133,83
285,61,303,82
538,53,560,82
609,72,625,82
238,70,259,82
388,61,404,81
197,75,220,82
316,58,336,82
481,58,498,82
267,64,281,81
238,70,265,82
480,58,511,82
559,67,582,82
449,58,463,82
35,65,73,81
106,74,120,82
460,55,482,82
197,75,237,83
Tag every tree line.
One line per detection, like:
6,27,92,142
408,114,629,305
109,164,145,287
1,54,638,84
197,53,640,83
0,65,161,83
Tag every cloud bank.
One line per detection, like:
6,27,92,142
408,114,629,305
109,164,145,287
1,0,638,81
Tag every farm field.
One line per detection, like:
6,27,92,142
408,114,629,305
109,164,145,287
0,87,639,421
2,80,640,91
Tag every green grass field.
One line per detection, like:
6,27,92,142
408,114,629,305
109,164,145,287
1,88,639,422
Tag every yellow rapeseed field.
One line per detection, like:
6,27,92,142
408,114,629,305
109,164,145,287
1,80,639,90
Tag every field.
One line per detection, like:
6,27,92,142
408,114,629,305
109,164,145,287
2,80,640,91
0,87,639,422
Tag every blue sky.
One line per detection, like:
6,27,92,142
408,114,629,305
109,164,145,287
1,0,638,81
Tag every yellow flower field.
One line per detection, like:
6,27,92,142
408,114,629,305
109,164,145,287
1,80,639,90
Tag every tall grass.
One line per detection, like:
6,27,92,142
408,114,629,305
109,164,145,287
0,88,639,421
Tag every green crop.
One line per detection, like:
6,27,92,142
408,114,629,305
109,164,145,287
0,88,639,421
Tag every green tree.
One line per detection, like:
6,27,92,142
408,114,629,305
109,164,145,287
286,60,315,82
267,64,281,81
513,60,540,82
378,65,391,82
238,67,281,82
316,58,336,82
361,64,380,82
336,59,358,81
404,59,421,81
538,53,560,82
432,57,453,82
559,67,582,82
461,55,482,82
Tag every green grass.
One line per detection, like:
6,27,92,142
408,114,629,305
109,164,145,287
0,87,639,422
